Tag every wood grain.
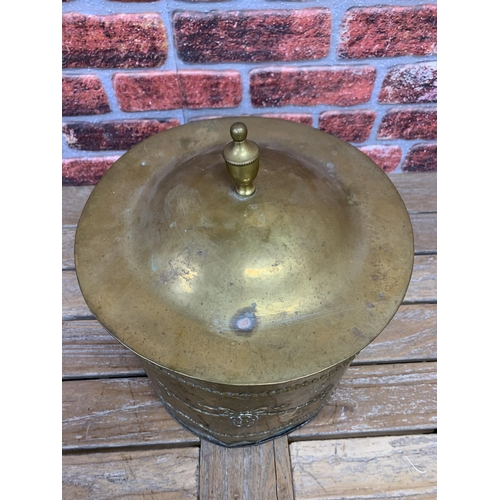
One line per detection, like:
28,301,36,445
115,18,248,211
63,377,199,451
62,185,94,227
410,212,436,254
405,254,437,303
273,436,295,500
61,174,436,228
62,304,436,379
63,363,435,451
62,447,199,499
199,436,293,500
62,320,143,379
62,255,436,321
290,362,436,440
63,228,76,270
355,304,436,364
61,213,437,271
62,270,92,320
390,173,436,213
290,434,437,499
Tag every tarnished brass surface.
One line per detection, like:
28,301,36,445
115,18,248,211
141,355,354,446
223,122,260,197
75,117,414,446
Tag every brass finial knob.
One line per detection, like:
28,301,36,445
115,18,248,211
223,122,260,197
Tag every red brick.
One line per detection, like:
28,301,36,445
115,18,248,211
62,13,167,68
62,119,180,151
338,5,437,59
113,71,242,112
63,157,120,185
402,144,437,172
379,63,437,104
250,66,376,107
173,8,331,63
318,111,376,143
62,76,110,116
261,114,313,126
378,108,436,140
359,145,402,173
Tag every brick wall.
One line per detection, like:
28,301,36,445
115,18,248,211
62,0,437,185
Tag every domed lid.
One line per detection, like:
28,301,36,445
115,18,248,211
75,117,413,386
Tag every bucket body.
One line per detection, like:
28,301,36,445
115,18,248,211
141,356,354,446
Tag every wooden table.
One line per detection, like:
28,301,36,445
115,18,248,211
62,173,437,499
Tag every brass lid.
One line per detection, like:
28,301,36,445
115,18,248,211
75,117,413,386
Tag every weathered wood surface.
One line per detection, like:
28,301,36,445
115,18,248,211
406,254,437,303
355,304,436,364
199,436,294,500
62,255,436,321
290,362,436,440
290,434,437,499
62,320,143,379
61,213,436,271
62,270,92,320
62,304,436,379
62,447,199,499
62,186,94,227
63,228,75,270
410,213,437,254
63,362,435,451
63,377,198,451
61,173,436,228
389,173,436,213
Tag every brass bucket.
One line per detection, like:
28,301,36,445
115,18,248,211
75,117,413,447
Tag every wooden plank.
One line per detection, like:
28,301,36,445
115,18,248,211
63,228,75,270
290,434,437,499
62,213,437,271
61,174,436,229
62,270,92,320
63,363,434,451
62,447,199,499
290,362,436,441
63,378,199,451
62,320,143,379
62,256,436,321
62,185,93,227
199,435,293,500
355,304,436,364
273,436,295,500
405,254,437,303
390,172,437,213
62,304,435,379
410,212,436,254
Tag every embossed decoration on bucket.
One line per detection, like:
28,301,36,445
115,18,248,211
74,117,414,446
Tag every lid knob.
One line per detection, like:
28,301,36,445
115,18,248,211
222,122,260,197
